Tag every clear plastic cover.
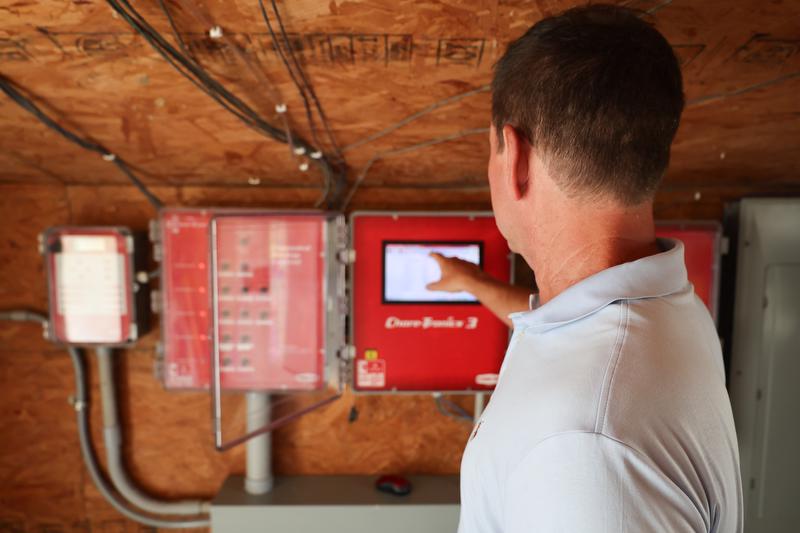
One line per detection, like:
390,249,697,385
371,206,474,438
210,213,329,391
208,212,346,450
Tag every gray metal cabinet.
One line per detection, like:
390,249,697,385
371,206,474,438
730,199,800,532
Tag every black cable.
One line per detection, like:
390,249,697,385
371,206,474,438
268,0,343,161
0,75,164,210
256,0,341,206
109,0,287,142
158,0,332,206
257,0,324,153
107,0,345,207
157,0,195,60
264,0,347,206
153,0,273,132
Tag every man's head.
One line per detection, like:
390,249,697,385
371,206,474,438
488,4,684,251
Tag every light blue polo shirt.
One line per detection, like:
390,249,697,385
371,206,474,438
458,239,743,533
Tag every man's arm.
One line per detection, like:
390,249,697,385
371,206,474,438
427,253,531,327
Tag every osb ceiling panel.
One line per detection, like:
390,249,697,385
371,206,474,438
1,0,799,198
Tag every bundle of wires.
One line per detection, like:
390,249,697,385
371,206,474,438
105,0,346,207
257,0,343,163
0,75,164,210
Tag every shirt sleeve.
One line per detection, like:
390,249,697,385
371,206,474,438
503,432,701,533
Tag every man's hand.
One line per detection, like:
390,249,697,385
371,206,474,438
426,253,486,293
427,252,531,328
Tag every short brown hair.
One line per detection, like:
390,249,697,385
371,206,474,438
492,4,684,205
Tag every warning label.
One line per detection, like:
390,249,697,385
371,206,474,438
357,359,386,388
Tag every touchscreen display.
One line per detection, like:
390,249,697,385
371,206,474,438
382,241,482,303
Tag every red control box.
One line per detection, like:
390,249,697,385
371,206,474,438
158,211,718,394
160,209,214,389
656,222,721,321
350,213,511,392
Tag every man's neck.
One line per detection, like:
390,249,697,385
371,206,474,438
524,203,660,305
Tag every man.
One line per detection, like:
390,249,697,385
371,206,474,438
427,5,743,533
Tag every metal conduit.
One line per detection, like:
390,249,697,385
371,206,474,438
95,346,211,516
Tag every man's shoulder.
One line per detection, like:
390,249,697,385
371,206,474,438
487,303,632,447
492,294,722,445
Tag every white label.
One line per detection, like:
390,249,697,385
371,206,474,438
56,235,125,342
357,360,386,388
384,316,479,330
475,373,499,386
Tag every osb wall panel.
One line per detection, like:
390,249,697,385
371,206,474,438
1,0,799,531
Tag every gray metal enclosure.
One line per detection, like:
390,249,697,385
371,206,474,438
729,199,800,532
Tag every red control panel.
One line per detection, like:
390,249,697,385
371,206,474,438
160,209,214,389
158,211,719,393
211,214,327,391
160,209,330,391
656,222,721,320
351,213,511,392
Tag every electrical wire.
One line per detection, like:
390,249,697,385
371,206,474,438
257,0,324,153
216,392,342,451
341,127,489,209
266,0,344,161
167,1,339,207
106,0,345,207
0,76,164,210
686,70,800,107
157,0,197,60
434,394,473,424
342,84,491,154
158,0,307,185
108,0,286,141
256,0,345,205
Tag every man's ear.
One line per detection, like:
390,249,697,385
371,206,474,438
501,125,530,200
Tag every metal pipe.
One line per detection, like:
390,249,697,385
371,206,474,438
0,309,47,322
245,391,273,495
96,347,211,515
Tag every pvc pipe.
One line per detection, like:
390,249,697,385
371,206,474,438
474,393,486,424
0,310,210,527
245,391,273,495
68,347,209,529
95,347,211,515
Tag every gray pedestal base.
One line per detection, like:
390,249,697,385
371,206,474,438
212,474,460,533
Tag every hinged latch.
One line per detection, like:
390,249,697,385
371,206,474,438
338,249,356,264
339,344,356,361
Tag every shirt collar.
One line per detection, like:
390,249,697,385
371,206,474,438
510,238,689,332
